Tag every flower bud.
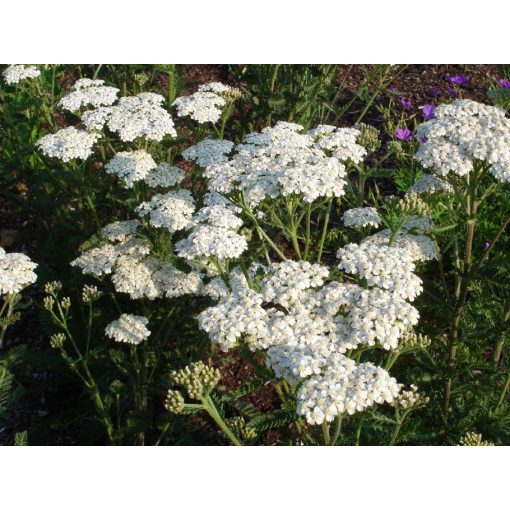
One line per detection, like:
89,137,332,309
50,332,66,349
165,389,185,414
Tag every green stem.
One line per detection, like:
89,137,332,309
202,394,242,446
316,198,333,263
321,421,331,446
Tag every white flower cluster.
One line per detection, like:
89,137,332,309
105,314,150,345
173,82,239,124
136,189,195,232
37,127,100,162
102,220,140,242
309,125,367,163
198,260,412,424
105,150,156,188
71,235,151,277
415,99,510,182
72,232,202,300
82,92,177,141
144,162,184,188
175,203,247,262
0,248,37,295
360,230,437,262
408,174,454,194
3,65,40,85
182,139,234,167
202,122,353,206
58,78,119,112
343,207,381,228
337,243,423,300
297,355,400,424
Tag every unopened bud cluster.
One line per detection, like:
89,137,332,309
387,140,405,160
396,193,430,217
398,331,432,351
60,296,71,310
355,123,381,154
170,361,221,400
82,285,102,303
50,332,66,349
226,416,257,441
459,432,494,446
394,384,430,409
165,389,185,413
44,281,63,295
43,296,55,311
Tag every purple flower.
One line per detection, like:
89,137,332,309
498,79,510,90
429,88,441,95
399,98,413,109
395,128,412,141
421,104,436,120
417,137,427,144
445,74,469,86
483,241,491,250
447,88,458,97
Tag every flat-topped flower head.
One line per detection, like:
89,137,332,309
343,207,381,228
37,127,100,162
203,122,351,206
83,93,177,141
105,150,156,188
143,162,184,188
59,78,119,111
415,99,510,182
0,248,37,295
173,82,241,124
105,314,150,345
3,65,40,85
136,189,195,232
101,220,140,242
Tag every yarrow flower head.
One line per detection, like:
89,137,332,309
83,93,177,141
408,174,454,194
136,189,195,232
343,207,381,228
102,220,140,242
173,82,241,124
198,253,422,425
2,65,40,85
105,150,156,188
202,122,354,207
175,203,247,264
105,314,150,345
0,248,37,295
182,139,234,167
143,162,184,188
37,127,100,162
415,99,510,182
58,78,119,112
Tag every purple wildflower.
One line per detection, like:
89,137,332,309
445,74,469,86
395,128,412,141
417,137,427,144
421,104,436,120
498,79,510,90
483,241,491,250
447,88,458,97
429,88,441,95
399,98,413,109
